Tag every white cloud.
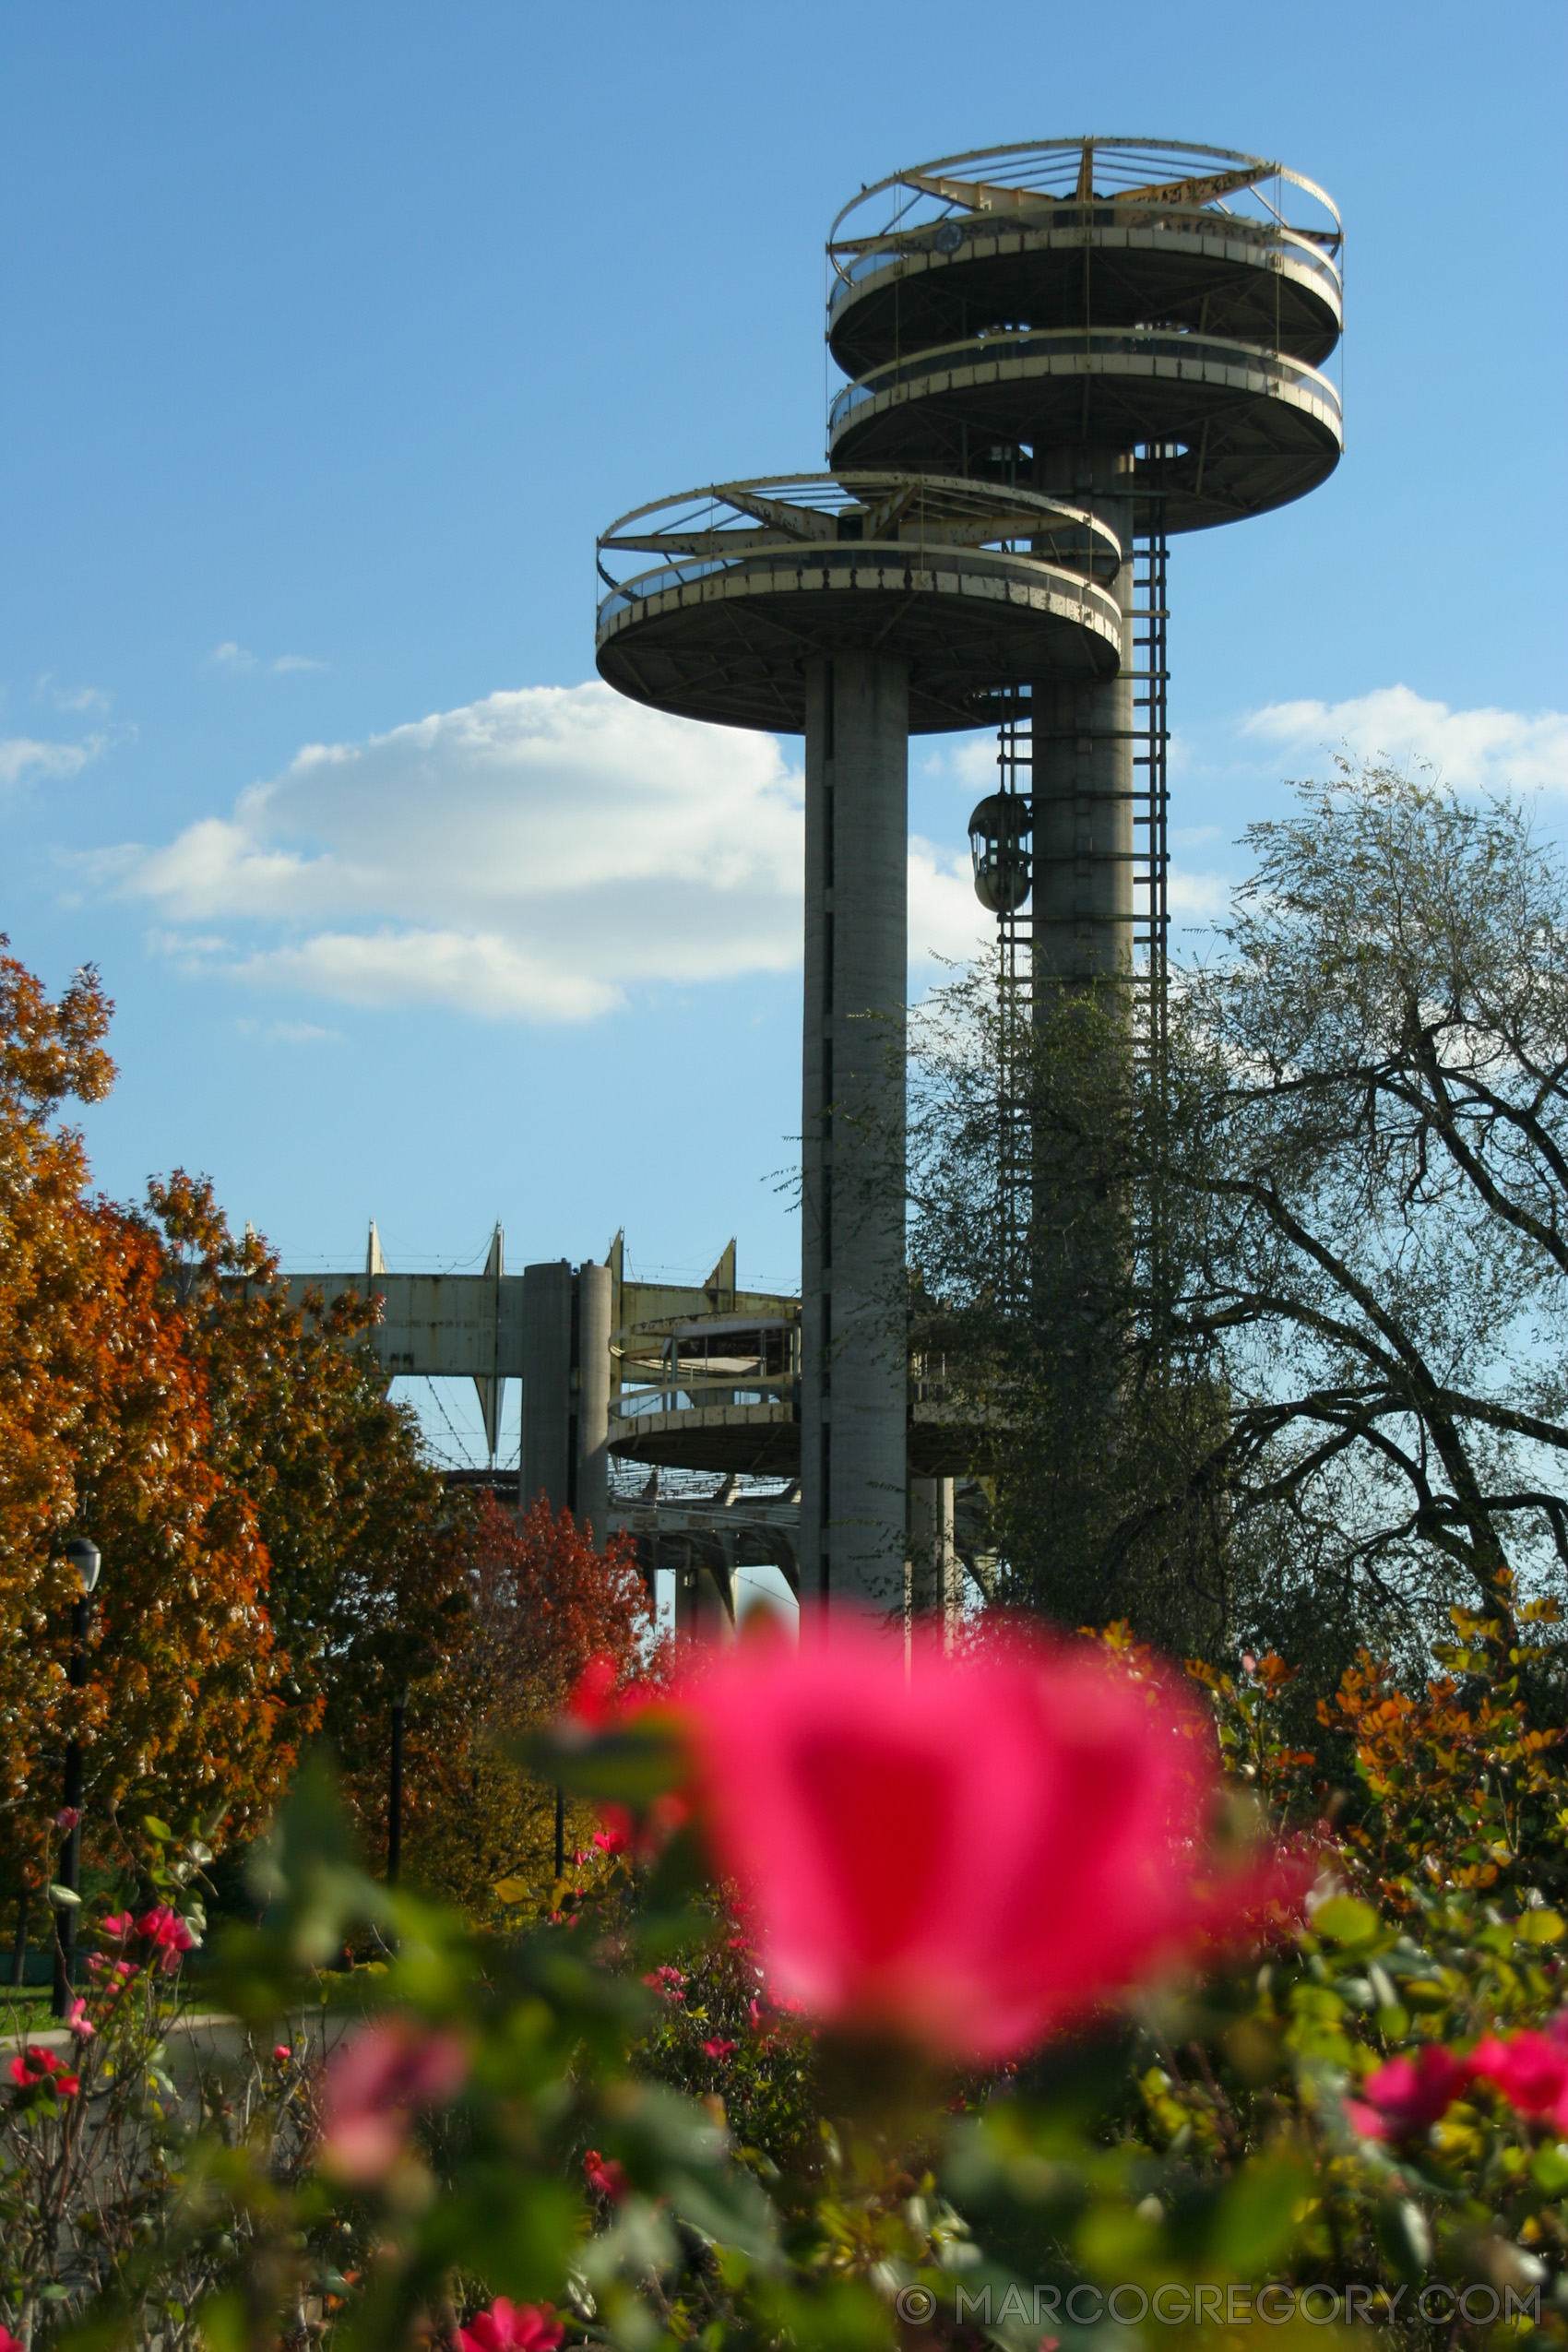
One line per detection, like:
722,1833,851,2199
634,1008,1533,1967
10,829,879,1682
114,677,1563,1028
1167,865,1230,922
1241,684,1568,796
109,683,809,1023
909,836,992,974
0,734,106,790
210,640,327,676
35,675,111,715
235,1016,345,1044
104,683,1022,1022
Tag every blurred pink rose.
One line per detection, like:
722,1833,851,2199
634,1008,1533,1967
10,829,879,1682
135,1907,197,1972
54,1806,80,1832
583,2146,628,2201
456,2301,564,2352
10,2046,79,2097
100,1910,134,1940
66,1997,96,2042
671,1620,1295,2061
703,2037,737,2061
1347,2044,1470,2140
318,2017,469,2183
1472,2030,1568,2130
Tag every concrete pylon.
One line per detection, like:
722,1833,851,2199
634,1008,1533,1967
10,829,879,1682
908,1474,961,1642
520,1260,611,1541
576,1260,612,1545
1032,456,1137,990
800,651,909,1620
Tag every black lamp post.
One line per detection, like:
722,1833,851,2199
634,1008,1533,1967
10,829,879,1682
387,1682,410,1885
53,1537,101,2019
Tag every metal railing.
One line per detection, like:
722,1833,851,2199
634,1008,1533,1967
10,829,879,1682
828,327,1345,441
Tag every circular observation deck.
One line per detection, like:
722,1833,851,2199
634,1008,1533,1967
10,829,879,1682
826,139,1343,534
596,474,1123,735
827,327,1343,533
828,139,1343,377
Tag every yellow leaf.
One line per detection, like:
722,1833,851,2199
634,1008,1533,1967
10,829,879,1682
492,1877,532,1907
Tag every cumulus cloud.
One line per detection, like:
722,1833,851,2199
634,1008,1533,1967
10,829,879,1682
211,641,327,675
35,675,111,715
0,734,106,790
1241,684,1568,796
107,683,808,1022
107,677,1562,1026
909,837,992,972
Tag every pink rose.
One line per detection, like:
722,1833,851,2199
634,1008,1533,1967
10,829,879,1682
1472,2031,1568,2130
317,2017,469,2183
9,2046,79,2097
134,1907,197,1972
1347,2044,1470,2140
55,1806,81,1832
668,1621,1296,2061
703,2037,737,2061
583,2147,628,2201
456,2301,564,2352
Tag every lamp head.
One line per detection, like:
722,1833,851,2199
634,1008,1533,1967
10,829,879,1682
64,1536,102,1595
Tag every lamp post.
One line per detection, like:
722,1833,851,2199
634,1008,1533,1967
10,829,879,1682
387,1682,410,1885
53,1536,101,2019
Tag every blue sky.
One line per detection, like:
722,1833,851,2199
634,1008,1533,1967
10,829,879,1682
3,1,1565,1465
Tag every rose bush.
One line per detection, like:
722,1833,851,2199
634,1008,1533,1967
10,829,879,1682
5,1605,1568,2350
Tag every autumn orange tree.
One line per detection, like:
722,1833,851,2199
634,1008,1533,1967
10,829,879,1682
0,946,291,1937
136,1170,477,1879
0,944,498,1966
401,1492,656,1917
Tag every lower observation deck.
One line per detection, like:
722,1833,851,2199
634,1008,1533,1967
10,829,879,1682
596,473,1122,733
608,1396,993,1481
827,329,1343,532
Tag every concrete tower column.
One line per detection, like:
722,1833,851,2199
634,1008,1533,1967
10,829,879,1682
800,650,909,1620
575,1260,612,1544
521,1260,573,1513
908,1474,960,1639
1031,452,1136,988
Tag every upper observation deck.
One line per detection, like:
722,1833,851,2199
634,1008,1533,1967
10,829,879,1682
595,473,1123,735
827,138,1343,375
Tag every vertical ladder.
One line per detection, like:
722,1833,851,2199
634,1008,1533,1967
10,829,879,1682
994,694,1033,1313
1132,511,1171,1341
1132,515,1170,1071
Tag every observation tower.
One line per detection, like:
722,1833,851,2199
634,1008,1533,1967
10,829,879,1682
594,139,1343,1621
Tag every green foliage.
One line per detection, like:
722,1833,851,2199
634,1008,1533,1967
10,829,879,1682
10,1620,1568,2352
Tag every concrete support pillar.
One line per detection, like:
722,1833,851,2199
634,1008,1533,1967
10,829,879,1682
575,1261,612,1544
521,1260,572,1514
521,1259,611,1539
800,650,909,1621
673,1550,737,1641
1031,453,1135,988
908,1474,961,1641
